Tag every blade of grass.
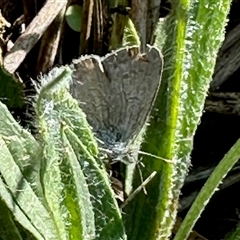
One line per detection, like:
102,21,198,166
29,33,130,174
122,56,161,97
174,138,240,240
124,0,231,239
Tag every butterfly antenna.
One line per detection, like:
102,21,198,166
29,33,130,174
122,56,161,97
120,171,157,209
136,163,147,195
138,150,173,163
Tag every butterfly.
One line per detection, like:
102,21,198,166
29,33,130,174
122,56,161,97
70,45,163,164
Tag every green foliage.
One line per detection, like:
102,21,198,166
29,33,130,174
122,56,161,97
0,66,24,108
122,17,140,47
0,0,236,239
175,139,240,240
123,0,232,239
65,5,83,32
0,68,126,240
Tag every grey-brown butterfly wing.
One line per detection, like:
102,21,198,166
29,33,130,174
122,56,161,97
70,45,163,144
